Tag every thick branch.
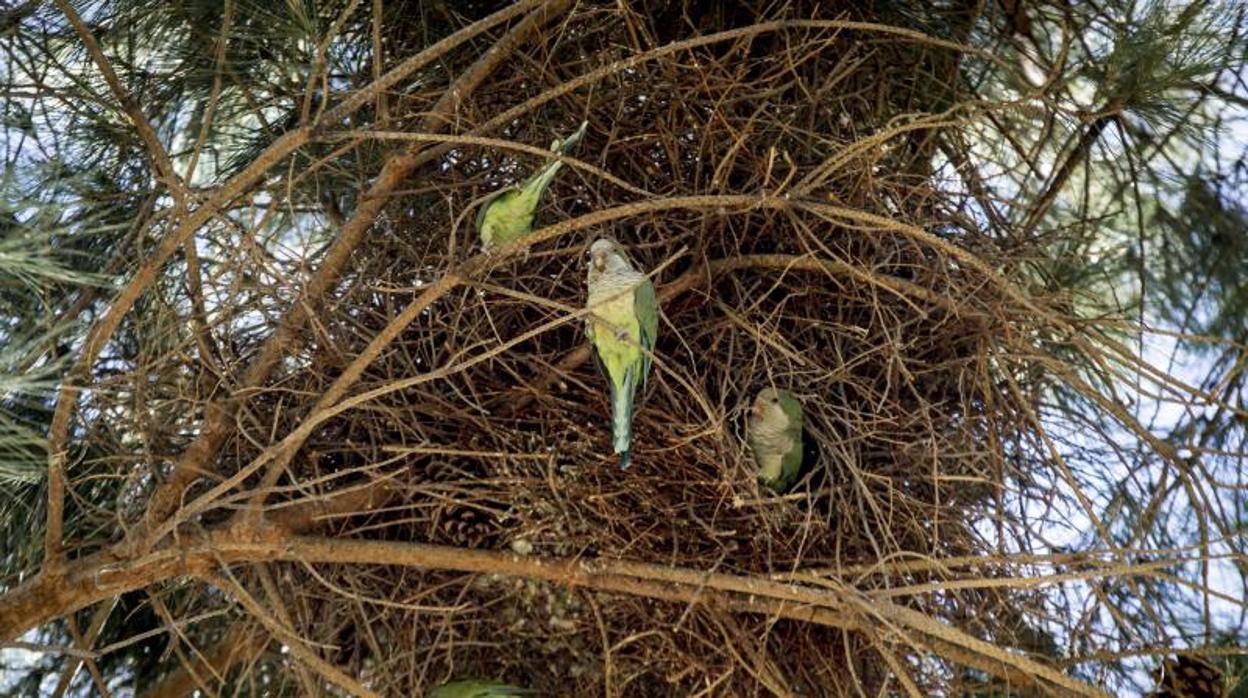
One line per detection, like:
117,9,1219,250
0,528,1103,695
265,478,400,533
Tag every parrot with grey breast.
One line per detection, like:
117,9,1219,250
585,238,658,468
747,387,805,493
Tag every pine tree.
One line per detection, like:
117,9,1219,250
0,1,1245,695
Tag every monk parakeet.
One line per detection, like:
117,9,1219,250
426,679,532,698
747,387,804,493
476,120,588,250
585,238,659,468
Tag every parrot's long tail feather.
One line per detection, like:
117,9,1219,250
611,371,636,469
557,120,589,154
523,158,564,203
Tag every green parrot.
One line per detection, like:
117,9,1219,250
426,679,533,698
476,120,589,250
585,238,659,468
747,387,804,493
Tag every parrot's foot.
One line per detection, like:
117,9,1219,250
614,328,629,342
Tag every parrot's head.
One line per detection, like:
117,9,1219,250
588,237,628,273
749,387,792,431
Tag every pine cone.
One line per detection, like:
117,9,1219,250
1150,655,1225,698
437,504,500,549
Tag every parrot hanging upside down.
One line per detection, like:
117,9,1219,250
426,679,533,698
585,238,658,468
747,387,805,493
476,120,589,251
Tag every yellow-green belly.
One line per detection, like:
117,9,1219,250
590,292,641,383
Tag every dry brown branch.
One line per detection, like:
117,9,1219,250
50,600,115,698
45,0,189,572
0,525,1105,694
49,0,179,188
209,571,378,697
138,624,266,698
135,478,391,698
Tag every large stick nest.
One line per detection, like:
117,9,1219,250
65,1,1171,696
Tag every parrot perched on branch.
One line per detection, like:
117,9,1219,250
426,679,533,698
585,238,658,468
476,120,589,250
747,387,805,493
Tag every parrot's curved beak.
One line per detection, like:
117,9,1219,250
592,250,607,271
749,401,764,418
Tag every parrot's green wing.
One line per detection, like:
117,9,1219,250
634,277,658,387
778,391,803,431
474,186,515,240
426,679,533,698
774,436,805,492
776,391,805,491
